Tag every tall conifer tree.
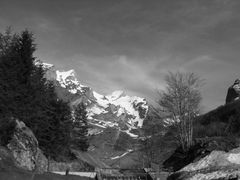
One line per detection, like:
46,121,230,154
72,103,89,151
0,29,73,159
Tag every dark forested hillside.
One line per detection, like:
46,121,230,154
163,99,240,171
194,99,240,138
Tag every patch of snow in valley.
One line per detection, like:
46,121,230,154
121,129,138,138
88,122,107,129
111,149,133,160
88,128,104,136
88,119,118,129
52,171,96,178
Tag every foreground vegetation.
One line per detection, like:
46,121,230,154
140,72,240,172
0,29,89,160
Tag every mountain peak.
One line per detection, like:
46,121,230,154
56,69,76,83
56,69,88,94
34,61,54,70
43,63,148,136
42,62,54,70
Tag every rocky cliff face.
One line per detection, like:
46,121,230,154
7,119,48,173
225,80,240,104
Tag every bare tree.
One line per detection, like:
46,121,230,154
157,72,203,151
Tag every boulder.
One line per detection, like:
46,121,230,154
7,119,47,173
0,146,16,170
168,147,240,180
35,148,48,173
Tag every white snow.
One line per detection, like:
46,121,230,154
52,171,96,178
34,61,54,70
56,69,88,94
89,119,118,128
54,67,148,132
117,107,126,117
121,129,139,138
56,69,75,86
89,90,148,130
88,105,107,115
88,122,107,129
88,128,103,136
227,154,240,164
93,91,109,108
106,94,147,128
111,149,133,160
42,62,54,69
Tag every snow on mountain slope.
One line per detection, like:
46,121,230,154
42,62,148,136
107,91,148,127
56,70,88,94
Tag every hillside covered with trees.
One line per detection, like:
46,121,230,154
0,29,89,161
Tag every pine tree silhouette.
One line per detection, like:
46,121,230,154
72,103,89,151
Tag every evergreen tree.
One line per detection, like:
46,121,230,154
0,30,36,122
0,29,74,160
72,103,89,151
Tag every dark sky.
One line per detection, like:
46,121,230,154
1,0,240,111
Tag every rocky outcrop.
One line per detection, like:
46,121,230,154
226,79,240,104
7,120,48,173
0,146,16,170
168,147,240,180
5,119,95,174
163,137,237,172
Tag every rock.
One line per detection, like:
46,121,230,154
226,79,240,104
163,137,237,172
168,147,240,180
7,119,47,173
35,148,48,173
0,146,16,170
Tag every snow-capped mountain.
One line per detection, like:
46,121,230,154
43,63,148,137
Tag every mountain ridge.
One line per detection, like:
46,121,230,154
42,62,148,137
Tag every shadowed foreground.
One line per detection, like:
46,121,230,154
0,147,90,180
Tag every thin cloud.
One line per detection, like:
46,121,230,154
1,0,240,111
